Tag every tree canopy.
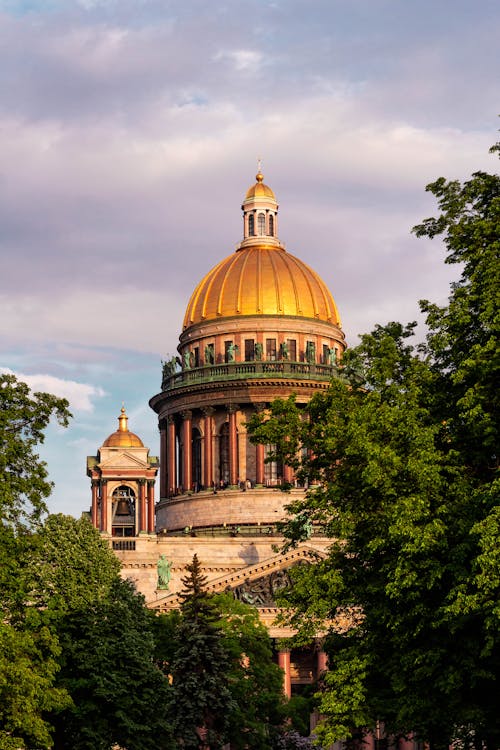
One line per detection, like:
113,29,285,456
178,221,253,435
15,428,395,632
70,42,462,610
247,147,500,750
0,374,71,528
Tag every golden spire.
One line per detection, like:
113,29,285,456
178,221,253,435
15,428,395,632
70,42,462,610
118,406,128,432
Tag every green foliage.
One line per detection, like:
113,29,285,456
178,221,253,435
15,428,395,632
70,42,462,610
213,593,286,749
28,513,121,618
0,620,70,750
0,374,71,528
50,577,174,750
169,555,235,749
0,377,72,748
247,148,500,749
413,166,500,477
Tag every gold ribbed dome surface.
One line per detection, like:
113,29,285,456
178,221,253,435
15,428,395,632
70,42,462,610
102,407,144,448
245,171,276,201
183,245,341,329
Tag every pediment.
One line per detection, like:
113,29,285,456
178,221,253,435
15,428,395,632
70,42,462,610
150,543,325,611
99,452,149,470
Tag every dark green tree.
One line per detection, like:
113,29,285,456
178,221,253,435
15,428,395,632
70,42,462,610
212,593,286,750
169,554,234,749
0,377,72,749
49,577,174,750
247,148,500,749
0,614,70,750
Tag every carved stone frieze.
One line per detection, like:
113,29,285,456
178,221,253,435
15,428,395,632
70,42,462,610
232,567,294,607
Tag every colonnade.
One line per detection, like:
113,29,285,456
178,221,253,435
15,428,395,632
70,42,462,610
159,404,280,498
278,647,328,699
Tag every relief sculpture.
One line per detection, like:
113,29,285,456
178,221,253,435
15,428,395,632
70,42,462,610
233,568,294,607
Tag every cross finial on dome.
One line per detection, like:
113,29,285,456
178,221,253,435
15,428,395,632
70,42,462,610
256,157,263,182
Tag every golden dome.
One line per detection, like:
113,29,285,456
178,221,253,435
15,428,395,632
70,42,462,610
245,171,276,201
102,407,144,448
183,245,341,329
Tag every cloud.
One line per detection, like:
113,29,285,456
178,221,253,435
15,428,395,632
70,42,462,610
213,48,264,72
0,367,106,411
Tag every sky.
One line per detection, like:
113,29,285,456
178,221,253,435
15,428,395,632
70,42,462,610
0,0,498,518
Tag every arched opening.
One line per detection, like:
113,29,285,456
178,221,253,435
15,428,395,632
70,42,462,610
258,212,265,235
111,485,136,537
248,214,255,236
269,214,274,236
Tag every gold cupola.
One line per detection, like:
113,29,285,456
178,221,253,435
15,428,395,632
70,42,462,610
182,171,342,329
102,406,144,448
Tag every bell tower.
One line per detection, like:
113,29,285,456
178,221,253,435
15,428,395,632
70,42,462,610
86,407,159,538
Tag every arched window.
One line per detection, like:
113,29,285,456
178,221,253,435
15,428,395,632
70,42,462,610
248,214,255,236
269,214,274,236
258,213,265,235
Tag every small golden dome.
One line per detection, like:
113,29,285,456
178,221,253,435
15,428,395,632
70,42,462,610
183,245,341,329
102,407,144,448
245,171,276,201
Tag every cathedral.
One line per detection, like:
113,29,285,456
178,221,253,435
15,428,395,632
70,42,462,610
86,169,346,699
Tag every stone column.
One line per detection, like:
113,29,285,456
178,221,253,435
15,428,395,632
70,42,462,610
181,410,193,493
167,415,177,496
139,480,147,534
317,649,328,678
147,480,155,534
227,404,239,488
159,419,168,499
91,480,99,529
254,403,266,487
256,443,265,487
202,407,214,489
278,649,291,698
100,480,108,534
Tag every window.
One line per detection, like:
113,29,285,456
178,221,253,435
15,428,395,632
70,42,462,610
323,344,329,364
193,347,200,368
258,213,265,235
287,339,297,361
266,338,277,360
269,214,274,236
264,444,283,486
244,339,255,361
248,214,255,236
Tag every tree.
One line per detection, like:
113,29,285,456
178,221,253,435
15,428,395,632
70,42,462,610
49,577,174,750
247,148,500,749
0,377,72,749
169,554,234,749
28,513,121,619
0,617,70,750
0,374,71,528
212,593,286,750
